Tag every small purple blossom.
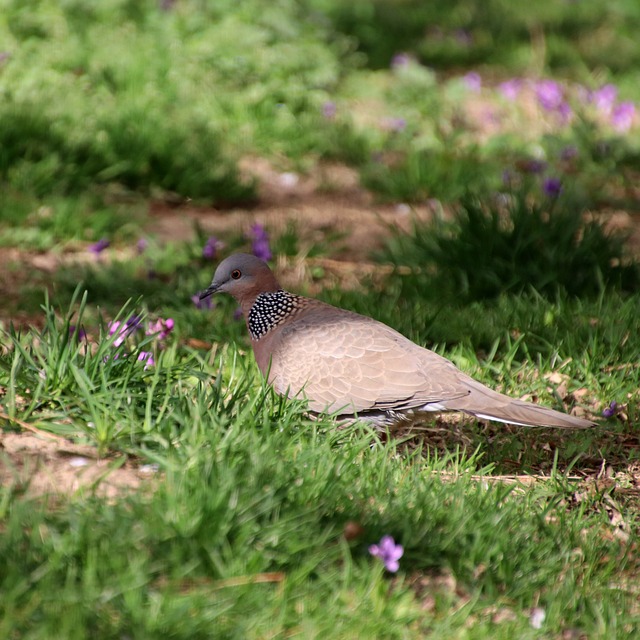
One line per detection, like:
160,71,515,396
498,78,522,101
136,238,148,254
233,307,243,321
322,101,337,119
146,317,174,341
520,159,547,174
69,325,87,341
108,316,141,347
137,351,155,369
560,145,578,161
535,79,564,112
368,535,404,573
202,236,219,261
535,79,572,123
249,223,272,261
191,294,214,310
602,401,618,418
381,116,407,132
89,238,110,255
611,102,635,133
590,84,618,114
542,177,563,198
463,72,482,93
391,52,411,69
454,29,472,47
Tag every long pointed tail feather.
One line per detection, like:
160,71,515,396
443,378,596,428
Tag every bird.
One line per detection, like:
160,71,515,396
199,253,596,429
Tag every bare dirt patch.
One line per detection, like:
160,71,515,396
0,432,156,500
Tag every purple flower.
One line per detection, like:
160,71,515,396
191,294,214,310
463,72,482,93
202,236,218,260
249,223,272,261
381,117,407,132
498,78,523,101
590,84,618,114
233,307,243,321
520,159,547,174
454,29,472,47
535,80,564,112
89,238,110,255
560,145,578,161
602,401,618,418
391,52,411,69
136,238,148,254
322,101,337,119
369,535,404,573
137,351,155,369
69,325,87,341
108,316,141,347
611,102,635,132
542,177,563,198
146,317,174,341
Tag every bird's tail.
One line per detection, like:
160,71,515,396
443,377,596,429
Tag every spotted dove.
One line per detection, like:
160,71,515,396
199,253,595,428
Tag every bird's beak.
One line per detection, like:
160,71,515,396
198,283,219,300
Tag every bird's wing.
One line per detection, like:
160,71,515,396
268,310,469,415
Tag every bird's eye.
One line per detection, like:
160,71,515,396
231,269,242,280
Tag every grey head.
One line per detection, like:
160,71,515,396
199,253,281,308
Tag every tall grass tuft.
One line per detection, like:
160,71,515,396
384,191,640,301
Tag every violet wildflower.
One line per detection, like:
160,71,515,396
590,84,617,114
520,159,547,174
202,236,218,260
137,238,148,254
454,29,472,46
322,101,337,119
602,401,618,418
560,145,578,161
69,325,87,341
542,177,563,198
611,102,635,133
191,294,214,310
147,317,174,341
368,535,404,573
391,52,411,69
463,71,482,93
233,307,243,321
89,238,110,255
249,223,272,261
381,116,407,132
137,351,155,369
108,316,141,348
535,79,564,112
498,78,522,101
557,101,572,123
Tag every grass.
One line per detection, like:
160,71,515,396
1,0,640,636
1,272,639,637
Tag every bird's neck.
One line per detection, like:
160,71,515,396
246,290,303,340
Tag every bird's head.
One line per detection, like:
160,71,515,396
199,253,281,307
